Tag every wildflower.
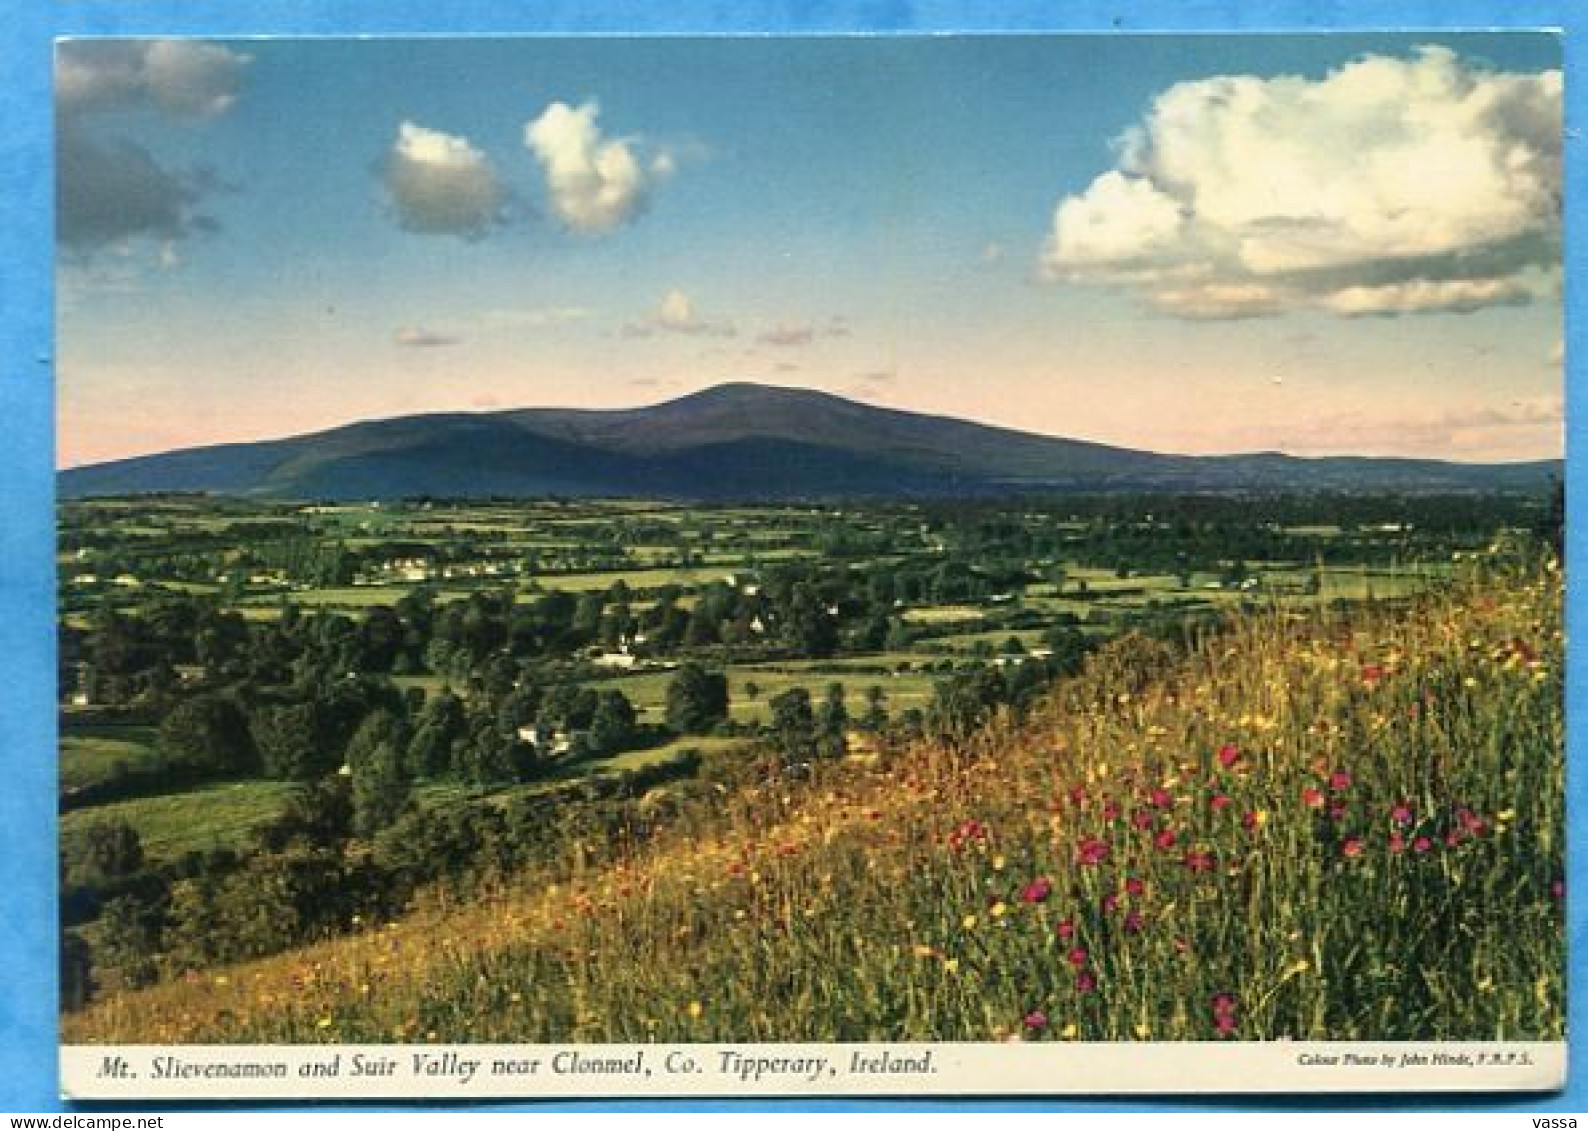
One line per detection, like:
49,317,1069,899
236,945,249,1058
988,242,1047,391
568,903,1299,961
1021,877,1053,905
990,900,1009,920
962,914,979,931
1341,837,1365,859
1301,786,1326,809
1076,838,1110,866
1361,663,1385,685
1130,809,1155,830
1023,1009,1048,1031
687,1001,703,1019
1054,918,1076,941
1060,1023,1078,1039
1388,832,1406,854
1216,743,1240,769
1241,809,1266,832
1124,877,1146,897
1075,971,1096,993
943,958,960,974
1101,893,1120,915
1149,788,1172,809
1123,911,1145,934
1212,992,1238,1037
1184,849,1216,874
1552,880,1566,901
1391,803,1414,826
1210,793,1232,813
1412,836,1433,854
1066,946,1089,967
1328,770,1353,792
1154,829,1178,851
992,854,1007,872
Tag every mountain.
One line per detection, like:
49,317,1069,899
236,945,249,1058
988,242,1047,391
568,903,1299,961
59,382,1562,501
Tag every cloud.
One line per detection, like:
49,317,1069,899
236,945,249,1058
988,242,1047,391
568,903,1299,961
383,121,509,238
758,323,816,348
1042,46,1561,318
525,100,670,234
55,40,249,254
57,129,218,250
394,326,461,348
1210,396,1564,459
625,289,733,338
57,40,251,119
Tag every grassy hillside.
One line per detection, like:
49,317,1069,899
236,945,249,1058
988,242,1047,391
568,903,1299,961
66,556,1564,1044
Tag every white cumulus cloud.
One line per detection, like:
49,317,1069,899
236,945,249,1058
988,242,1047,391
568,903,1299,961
383,121,509,238
525,100,669,234
624,289,734,338
1042,46,1562,318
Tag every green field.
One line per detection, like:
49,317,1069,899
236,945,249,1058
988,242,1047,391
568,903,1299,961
59,725,162,795
61,780,299,863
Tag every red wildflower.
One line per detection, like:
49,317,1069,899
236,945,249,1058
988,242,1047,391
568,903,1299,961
1149,787,1172,809
1124,877,1146,897
1241,810,1262,832
1021,877,1054,904
1214,1013,1238,1037
1101,801,1121,823
1068,785,1089,808
1341,837,1365,859
1154,829,1178,851
1413,836,1433,854
1023,1009,1048,1031
1328,770,1353,792
1552,880,1566,901
1184,849,1216,874
1391,803,1414,826
1389,832,1406,854
1123,911,1145,934
1054,918,1076,940
1101,894,1120,915
1361,663,1385,685
1210,793,1232,813
1131,809,1155,830
1066,946,1089,967
1216,743,1240,769
1076,838,1110,866
1075,971,1096,993
1301,786,1326,809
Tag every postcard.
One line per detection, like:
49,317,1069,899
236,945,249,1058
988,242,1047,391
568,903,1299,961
53,32,1565,1100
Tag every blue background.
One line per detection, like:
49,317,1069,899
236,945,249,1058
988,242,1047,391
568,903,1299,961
2,0,1581,1114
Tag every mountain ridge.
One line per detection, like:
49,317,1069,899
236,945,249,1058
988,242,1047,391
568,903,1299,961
59,382,1562,501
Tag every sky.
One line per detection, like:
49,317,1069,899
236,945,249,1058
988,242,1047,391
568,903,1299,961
55,33,1564,468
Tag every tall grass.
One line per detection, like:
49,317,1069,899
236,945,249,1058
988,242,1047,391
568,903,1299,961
66,556,1564,1044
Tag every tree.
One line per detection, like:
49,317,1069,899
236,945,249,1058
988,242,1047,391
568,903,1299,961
346,709,411,837
769,687,817,765
252,700,340,781
406,688,467,778
861,685,889,731
588,689,637,755
67,820,144,887
816,682,848,758
159,693,256,775
665,663,729,734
